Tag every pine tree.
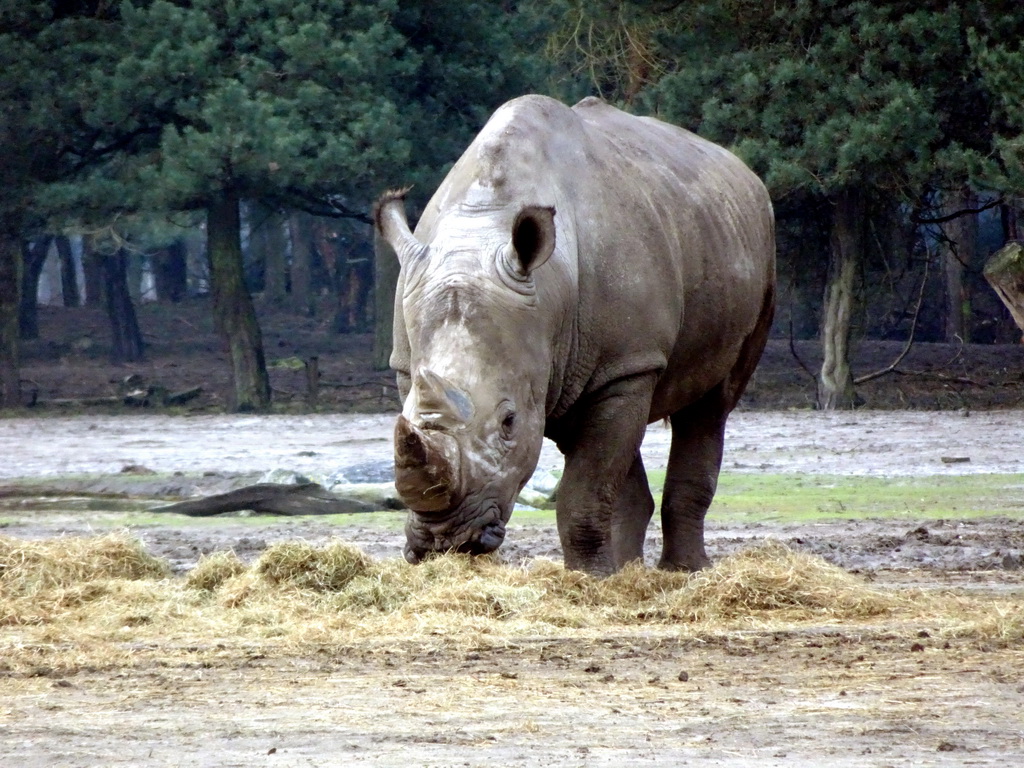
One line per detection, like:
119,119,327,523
550,1,1006,408
70,0,546,410
972,9,1024,193
0,1,140,403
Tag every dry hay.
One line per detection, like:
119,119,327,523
184,550,246,592
0,533,169,596
0,533,169,630
656,540,905,622
255,540,373,591
1,533,1020,671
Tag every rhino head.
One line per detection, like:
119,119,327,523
375,190,557,564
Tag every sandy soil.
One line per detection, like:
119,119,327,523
1,411,1023,766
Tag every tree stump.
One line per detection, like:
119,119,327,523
305,356,319,407
984,243,1024,341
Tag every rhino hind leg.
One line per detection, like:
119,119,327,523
659,286,774,571
657,389,728,572
609,451,656,569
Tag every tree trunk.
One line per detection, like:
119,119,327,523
288,211,314,316
942,189,977,342
243,202,266,293
101,248,145,364
373,228,400,371
311,219,355,334
126,246,143,304
82,234,104,307
18,236,51,340
208,192,271,412
182,230,207,296
817,189,862,410
152,239,188,302
1001,200,1019,243
55,235,80,308
330,240,352,333
334,237,374,333
263,209,289,307
0,230,21,407
247,202,288,305
349,236,374,332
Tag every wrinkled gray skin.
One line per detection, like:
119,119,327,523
375,95,775,576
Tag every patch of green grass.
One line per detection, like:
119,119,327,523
512,472,1024,528
708,473,1024,523
508,506,559,525
3,472,1023,534
131,508,410,531
0,497,410,532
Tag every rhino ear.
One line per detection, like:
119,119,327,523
511,206,556,274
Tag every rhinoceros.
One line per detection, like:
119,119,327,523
375,94,775,576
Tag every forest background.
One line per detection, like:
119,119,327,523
3,0,1024,413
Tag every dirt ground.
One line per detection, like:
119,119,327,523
2,303,1024,766
6,629,1023,768
1,411,1023,767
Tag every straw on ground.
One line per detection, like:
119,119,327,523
1,533,1020,673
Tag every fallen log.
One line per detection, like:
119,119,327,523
30,395,127,408
164,386,203,406
152,483,377,517
305,356,319,407
126,385,205,407
29,384,204,409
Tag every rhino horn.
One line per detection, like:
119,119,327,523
373,188,428,266
413,368,474,426
394,414,460,513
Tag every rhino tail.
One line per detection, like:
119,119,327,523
374,187,428,265
372,186,414,228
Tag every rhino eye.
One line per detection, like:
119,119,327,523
500,411,516,439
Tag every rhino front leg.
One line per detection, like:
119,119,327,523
610,451,655,569
657,388,728,572
554,374,656,576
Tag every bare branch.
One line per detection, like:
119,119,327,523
279,187,373,224
910,197,1003,225
854,252,931,385
785,281,817,383
891,369,980,387
788,317,817,383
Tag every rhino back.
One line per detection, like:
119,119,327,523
565,98,774,415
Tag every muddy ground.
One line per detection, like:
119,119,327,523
1,411,1023,766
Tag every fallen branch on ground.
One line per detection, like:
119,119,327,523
890,370,982,386
318,378,398,389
